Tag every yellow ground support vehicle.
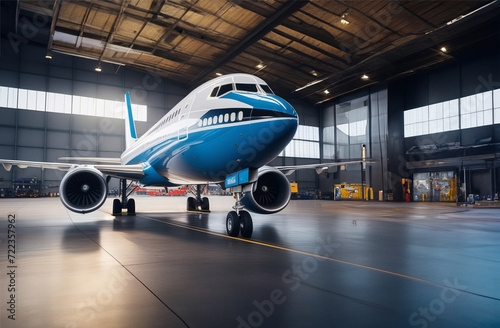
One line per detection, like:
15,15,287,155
334,183,373,200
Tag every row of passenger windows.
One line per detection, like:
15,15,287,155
198,111,244,127
158,108,182,128
209,83,274,98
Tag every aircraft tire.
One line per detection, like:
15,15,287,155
201,197,210,211
239,210,253,238
127,198,136,215
112,199,122,216
226,211,240,237
187,197,195,211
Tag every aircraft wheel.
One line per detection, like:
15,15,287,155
112,199,122,216
239,210,253,238
226,211,240,237
127,198,136,215
187,197,195,211
201,197,210,211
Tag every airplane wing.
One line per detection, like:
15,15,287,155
58,157,122,164
275,159,376,175
0,159,144,181
0,159,73,172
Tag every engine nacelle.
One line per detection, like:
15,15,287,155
59,166,108,214
241,166,291,214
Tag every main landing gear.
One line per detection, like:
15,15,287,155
187,185,210,212
112,179,136,216
226,192,253,238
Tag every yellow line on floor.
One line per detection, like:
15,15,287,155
143,216,445,289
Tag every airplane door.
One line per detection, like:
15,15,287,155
178,97,193,141
178,113,188,140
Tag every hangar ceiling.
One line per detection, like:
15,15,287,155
7,0,500,104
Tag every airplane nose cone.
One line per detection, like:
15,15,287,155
249,95,298,157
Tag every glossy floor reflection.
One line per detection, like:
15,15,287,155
0,196,499,328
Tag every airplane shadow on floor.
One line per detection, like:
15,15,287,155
63,210,282,252
62,223,101,253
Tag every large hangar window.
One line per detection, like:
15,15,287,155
0,86,147,122
336,97,369,166
322,106,335,160
460,90,493,129
0,87,18,108
280,125,320,159
404,87,500,138
495,89,500,124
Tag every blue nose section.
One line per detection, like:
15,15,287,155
220,92,299,167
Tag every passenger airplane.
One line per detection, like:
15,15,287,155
0,73,368,238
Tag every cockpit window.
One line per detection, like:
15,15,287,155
236,83,258,92
260,84,274,94
210,86,219,97
217,84,234,96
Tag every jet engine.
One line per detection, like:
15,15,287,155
59,166,108,214
241,166,291,214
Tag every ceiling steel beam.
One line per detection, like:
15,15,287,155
74,0,94,48
301,0,500,102
268,29,347,70
46,0,61,52
98,0,130,63
190,0,309,85
127,0,166,50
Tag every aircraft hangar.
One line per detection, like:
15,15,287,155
0,1,500,327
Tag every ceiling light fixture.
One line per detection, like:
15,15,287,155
45,51,52,59
216,72,223,76
361,74,369,80
95,64,102,72
256,63,265,69
324,90,330,94
341,12,349,25
440,46,447,52
295,79,325,92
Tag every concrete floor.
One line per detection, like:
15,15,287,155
0,196,499,328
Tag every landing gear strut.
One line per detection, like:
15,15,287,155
112,179,136,216
187,185,210,212
226,192,253,238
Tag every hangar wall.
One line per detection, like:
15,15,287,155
318,87,388,199
271,98,321,195
0,37,186,195
318,40,500,202
387,42,500,201
0,37,321,196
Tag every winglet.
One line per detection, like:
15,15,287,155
124,92,137,149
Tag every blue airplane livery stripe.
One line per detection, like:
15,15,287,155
124,116,295,165
124,116,297,184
